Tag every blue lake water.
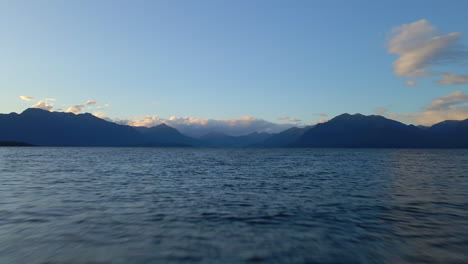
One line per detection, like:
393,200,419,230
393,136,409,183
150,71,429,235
0,147,467,264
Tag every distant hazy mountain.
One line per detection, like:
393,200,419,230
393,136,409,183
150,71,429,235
135,123,196,147
199,132,272,147
1,109,467,148
251,126,312,147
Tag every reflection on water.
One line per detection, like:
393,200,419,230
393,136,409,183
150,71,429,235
0,148,467,263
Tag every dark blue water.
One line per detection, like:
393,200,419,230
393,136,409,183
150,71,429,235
0,148,467,264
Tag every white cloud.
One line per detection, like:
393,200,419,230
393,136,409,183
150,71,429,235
438,72,468,85
86,100,98,105
19,96,34,101
388,19,462,78
45,98,56,101
406,80,419,87
289,118,301,122
116,115,294,137
31,101,53,111
278,116,290,120
388,90,468,126
66,104,85,114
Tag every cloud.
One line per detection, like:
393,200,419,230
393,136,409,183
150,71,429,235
437,72,468,85
388,90,468,126
45,98,56,101
86,100,98,105
424,90,468,111
406,80,419,87
388,19,462,78
312,119,329,125
373,107,389,115
31,101,53,111
92,111,107,119
117,115,295,137
319,113,328,117
278,116,302,122
19,96,34,101
66,104,85,114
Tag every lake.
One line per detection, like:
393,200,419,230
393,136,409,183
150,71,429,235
0,147,467,263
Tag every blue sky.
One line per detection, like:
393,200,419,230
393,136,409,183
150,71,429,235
1,0,467,135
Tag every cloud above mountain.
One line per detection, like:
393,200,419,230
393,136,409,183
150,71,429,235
117,115,294,137
389,90,468,126
31,101,54,111
66,100,102,114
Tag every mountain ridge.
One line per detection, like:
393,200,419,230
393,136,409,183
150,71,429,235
1,109,467,148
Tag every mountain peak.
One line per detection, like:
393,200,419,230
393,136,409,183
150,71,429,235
157,123,169,128
21,108,50,115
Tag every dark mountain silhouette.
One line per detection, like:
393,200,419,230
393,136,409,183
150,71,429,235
199,132,272,147
0,141,34,146
290,113,429,148
427,119,468,148
1,109,467,148
0,108,194,147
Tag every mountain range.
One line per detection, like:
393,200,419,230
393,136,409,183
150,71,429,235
0,108,467,148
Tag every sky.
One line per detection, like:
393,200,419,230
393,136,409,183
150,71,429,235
1,0,468,136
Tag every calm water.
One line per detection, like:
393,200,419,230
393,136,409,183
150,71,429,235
0,148,467,264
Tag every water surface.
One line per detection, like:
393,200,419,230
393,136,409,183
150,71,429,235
0,148,467,263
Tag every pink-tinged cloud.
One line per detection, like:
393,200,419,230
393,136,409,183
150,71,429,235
387,90,468,126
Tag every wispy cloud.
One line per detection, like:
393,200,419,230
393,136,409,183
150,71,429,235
19,96,34,101
278,116,301,122
312,119,329,125
406,80,419,87
31,101,53,111
45,98,56,101
424,90,468,111
437,72,468,85
388,19,463,79
65,99,100,114
373,107,389,115
389,90,468,125
66,104,85,114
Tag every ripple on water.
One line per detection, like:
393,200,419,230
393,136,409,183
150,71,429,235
0,147,467,264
